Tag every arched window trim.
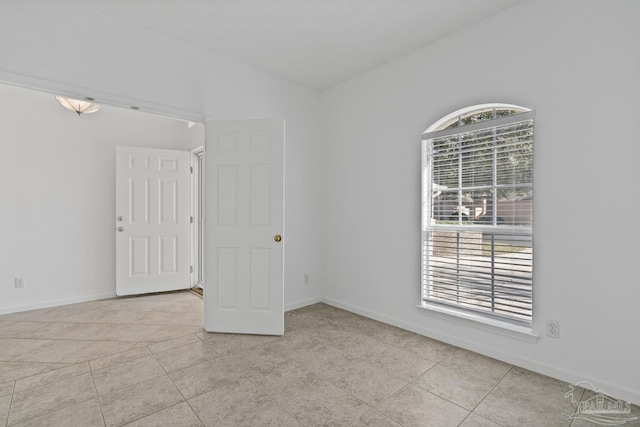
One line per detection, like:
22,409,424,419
425,103,531,133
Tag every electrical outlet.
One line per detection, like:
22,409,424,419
546,319,559,338
303,273,310,285
14,278,24,288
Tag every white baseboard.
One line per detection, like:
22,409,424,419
3,292,319,316
321,297,640,406
285,296,322,312
0,292,116,315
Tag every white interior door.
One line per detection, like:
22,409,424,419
116,146,191,296
204,119,284,335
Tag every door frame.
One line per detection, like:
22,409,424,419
190,147,205,290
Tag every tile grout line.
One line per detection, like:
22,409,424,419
149,349,206,427
567,384,587,427
452,363,514,427
476,365,580,426
92,315,201,424
3,382,15,427
88,366,108,427
151,333,266,426
88,334,199,425
272,401,306,426
6,374,97,426
364,344,475,426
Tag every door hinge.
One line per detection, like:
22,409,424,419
190,166,193,173
190,266,193,273
190,216,194,224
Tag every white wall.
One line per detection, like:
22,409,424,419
321,0,640,405
0,83,189,312
0,0,323,312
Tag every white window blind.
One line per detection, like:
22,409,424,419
421,110,534,326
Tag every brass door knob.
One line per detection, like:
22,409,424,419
274,234,282,242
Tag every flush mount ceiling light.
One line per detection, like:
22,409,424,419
55,96,102,115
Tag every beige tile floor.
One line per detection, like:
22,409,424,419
0,291,637,426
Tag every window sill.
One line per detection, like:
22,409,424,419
416,302,539,343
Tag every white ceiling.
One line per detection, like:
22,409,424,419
77,0,523,90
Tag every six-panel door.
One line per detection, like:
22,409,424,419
205,119,284,335
115,146,191,296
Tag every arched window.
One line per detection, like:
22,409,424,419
421,104,534,327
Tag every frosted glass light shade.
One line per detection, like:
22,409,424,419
56,96,102,115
